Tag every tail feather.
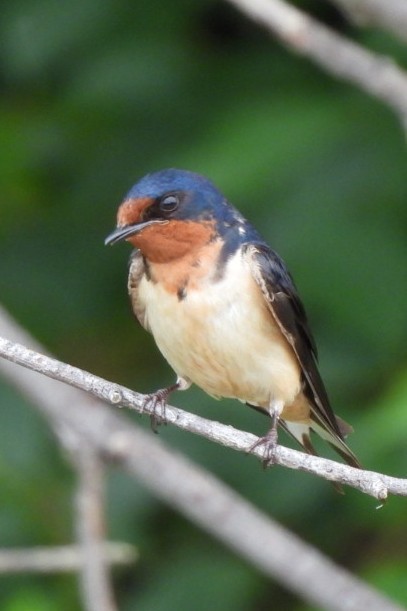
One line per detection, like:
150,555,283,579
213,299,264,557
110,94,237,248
280,418,361,469
335,415,354,438
309,417,361,469
246,401,361,470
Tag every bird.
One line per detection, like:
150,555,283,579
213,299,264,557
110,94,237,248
105,168,360,469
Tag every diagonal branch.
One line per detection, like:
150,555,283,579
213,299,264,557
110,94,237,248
225,0,407,129
324,0,407,45
0,316,404,611
0,332,406,500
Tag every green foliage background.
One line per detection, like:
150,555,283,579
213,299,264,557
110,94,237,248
1,1,406,609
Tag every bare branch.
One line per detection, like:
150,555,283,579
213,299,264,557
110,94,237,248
0,310,404,610
73,446,118,611
324,0,407,44
225,0,407,128
0,333,405,500
0,544,137,574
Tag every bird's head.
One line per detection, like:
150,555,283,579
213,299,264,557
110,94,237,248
105,169,242,263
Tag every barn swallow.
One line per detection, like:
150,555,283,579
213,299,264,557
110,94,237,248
105,168,360,468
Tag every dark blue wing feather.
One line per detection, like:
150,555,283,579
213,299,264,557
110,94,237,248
246,242,343,437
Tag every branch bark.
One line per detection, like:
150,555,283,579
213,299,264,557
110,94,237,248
225,0,407,129
1,333,405,500
325,0,407,44
0,308,405,610
74,446,118,611
0,544,136,574
0,319,404,610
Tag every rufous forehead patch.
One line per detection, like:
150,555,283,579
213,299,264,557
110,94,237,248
117,197,154,227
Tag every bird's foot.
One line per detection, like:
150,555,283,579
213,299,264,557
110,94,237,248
141,382,179,432
248,411,279,467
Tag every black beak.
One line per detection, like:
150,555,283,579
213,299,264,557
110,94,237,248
104,219,167,246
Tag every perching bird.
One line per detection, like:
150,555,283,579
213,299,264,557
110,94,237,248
105,168,360,468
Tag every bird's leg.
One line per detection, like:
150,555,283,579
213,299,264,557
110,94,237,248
248,400,283,467
142,376,190,432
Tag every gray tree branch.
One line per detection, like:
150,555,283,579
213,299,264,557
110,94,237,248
0,307,123,610
0,309,402,611
73,446,118,611
325,0,407,44
225,0,407,129
0,544,137,574
0,332,405,500
0,309,404,611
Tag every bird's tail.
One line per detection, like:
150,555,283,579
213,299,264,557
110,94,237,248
281,416,361,469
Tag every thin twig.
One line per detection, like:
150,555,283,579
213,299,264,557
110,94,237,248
225,0,407,128
0,544,137,574
74,446,118,611
0,309,404,611
324,0,407,44
0,333,405,500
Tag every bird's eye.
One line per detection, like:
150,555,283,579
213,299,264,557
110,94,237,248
159,194,179,213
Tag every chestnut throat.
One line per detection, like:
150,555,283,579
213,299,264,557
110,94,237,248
129,219,224,298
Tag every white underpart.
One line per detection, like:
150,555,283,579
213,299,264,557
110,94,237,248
283,421,311,445
176,375,191,390
268,399,285,419
137,250,302,409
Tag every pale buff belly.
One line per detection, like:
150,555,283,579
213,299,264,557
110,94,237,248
135,255,302,410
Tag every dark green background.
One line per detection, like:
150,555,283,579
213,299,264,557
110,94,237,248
1,1,406,609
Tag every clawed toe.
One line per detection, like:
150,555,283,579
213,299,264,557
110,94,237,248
248,435,277,467
141,382,180,432
247,407,280,467
247,423,279,468
142,391,168,432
